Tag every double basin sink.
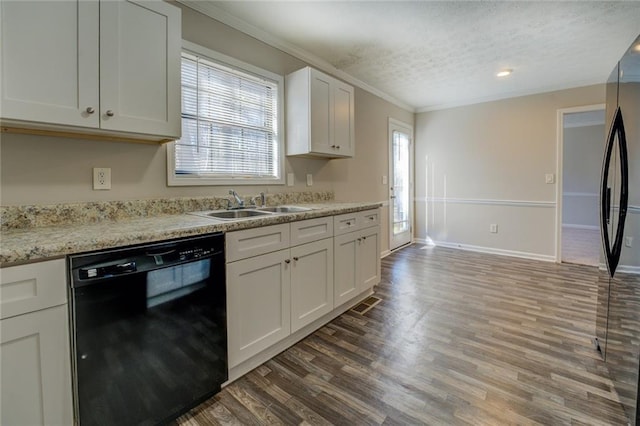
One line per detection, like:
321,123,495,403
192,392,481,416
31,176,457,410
190,205,313,221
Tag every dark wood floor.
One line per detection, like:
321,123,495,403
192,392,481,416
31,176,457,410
175,245,628,425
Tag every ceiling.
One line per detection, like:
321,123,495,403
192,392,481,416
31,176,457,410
181,1,640,112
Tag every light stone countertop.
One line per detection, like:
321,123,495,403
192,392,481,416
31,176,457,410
0,202,381,266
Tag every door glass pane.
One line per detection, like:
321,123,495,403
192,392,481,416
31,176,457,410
392,130,410,235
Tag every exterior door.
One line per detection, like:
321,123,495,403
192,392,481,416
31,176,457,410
389,119,413,250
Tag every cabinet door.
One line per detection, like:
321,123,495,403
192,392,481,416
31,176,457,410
359,226,381,290
1,259,67,320
309,69,334,154
291,239,334,332
334,232,359,306
333,80,355,157
227,250,291,367
1,305,73,426
99,0,181,138
0,0,99,127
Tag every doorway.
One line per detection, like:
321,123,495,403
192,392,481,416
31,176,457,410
557,105,605,266
389,118,413,251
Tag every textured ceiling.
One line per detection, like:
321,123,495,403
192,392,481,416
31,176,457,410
183,1,640,112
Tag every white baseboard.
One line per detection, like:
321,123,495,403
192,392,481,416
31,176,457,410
380,249,392,258
617,265,640,275
562,224,599,231
413,238,555,262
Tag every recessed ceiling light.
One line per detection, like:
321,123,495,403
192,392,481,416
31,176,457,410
496,69,512,77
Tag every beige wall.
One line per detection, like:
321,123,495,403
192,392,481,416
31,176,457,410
0,3,413,254
562,124,605,228
415,85,605,260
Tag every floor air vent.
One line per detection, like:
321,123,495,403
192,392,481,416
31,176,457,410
351,296,382,315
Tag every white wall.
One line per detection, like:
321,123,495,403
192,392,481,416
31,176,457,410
415,85,605,260
562,123,605,229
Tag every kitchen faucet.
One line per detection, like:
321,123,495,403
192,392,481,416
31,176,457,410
252,192,266,207
228,189,244,209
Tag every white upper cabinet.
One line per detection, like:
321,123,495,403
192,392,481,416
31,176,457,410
0,1,100,128
99,1,181,137
0,0,181,142
286,67,355,158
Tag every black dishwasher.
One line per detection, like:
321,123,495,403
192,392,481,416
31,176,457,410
68,233,227,426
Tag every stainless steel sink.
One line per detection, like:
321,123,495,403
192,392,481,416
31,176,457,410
191,209,274,220
256,206,312,213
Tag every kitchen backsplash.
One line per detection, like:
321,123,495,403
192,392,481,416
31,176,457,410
0,190,334,230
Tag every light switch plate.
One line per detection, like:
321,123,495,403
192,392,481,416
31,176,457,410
287,173,294,187
490,224,498,233
545,173,555,184
306,174,313,186
382,175,388,185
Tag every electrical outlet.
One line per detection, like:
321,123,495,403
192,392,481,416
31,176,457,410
626,236,633,248
545,173,555,184
306,173,313,186
490,224,498,233
287,173,294,187
93,168,111,190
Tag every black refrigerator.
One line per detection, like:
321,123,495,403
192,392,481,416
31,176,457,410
595,34,640,426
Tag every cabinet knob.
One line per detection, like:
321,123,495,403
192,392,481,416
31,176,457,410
284,259,291,264
363,236,367,240
357,238,362,242
105,110,115,117
293,257,299,261
346,221,351,225
85,107,95,114
336,145,341,149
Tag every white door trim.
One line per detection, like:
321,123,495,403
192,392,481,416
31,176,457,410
388,117,414,251
555,103,605,263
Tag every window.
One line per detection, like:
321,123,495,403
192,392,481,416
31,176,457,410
168,41,284,185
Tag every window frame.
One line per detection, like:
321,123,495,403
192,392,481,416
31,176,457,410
167,40,285,186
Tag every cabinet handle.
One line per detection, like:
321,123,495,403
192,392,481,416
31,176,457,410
105,110,115,117
293,257,299,261
85,107,95,114
284,259,291,264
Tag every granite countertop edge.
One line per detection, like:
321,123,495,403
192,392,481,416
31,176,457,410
0,202,382,266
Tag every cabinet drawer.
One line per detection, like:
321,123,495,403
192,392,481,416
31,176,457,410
290,217,334,246
360,208,380,229
1,259,67,320
333,212,359,236
226,224,290,263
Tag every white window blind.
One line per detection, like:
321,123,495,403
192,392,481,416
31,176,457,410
171,49,282,184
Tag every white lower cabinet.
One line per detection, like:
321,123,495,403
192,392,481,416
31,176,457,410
226,211,379,372
227,249,291,368
359,225,381,290
0,259,73,426
290,238,334,332
334,226,381,306
334,210,381,306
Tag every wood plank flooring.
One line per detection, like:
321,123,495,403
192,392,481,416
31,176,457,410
175,245,628,425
